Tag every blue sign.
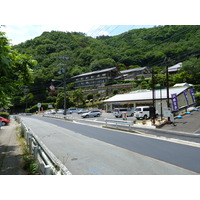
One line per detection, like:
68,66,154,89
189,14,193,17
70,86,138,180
171,93,179,111
183,90,189,106
190,88,196,103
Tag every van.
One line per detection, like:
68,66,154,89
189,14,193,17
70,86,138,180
134,106,157,120
113,108,134,118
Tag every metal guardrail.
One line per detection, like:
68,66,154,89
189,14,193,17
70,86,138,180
43,114,73,121
104,118,134,130
20,119,71,175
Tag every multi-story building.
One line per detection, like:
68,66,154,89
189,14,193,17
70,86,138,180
120,67,151,80
168,62,182,74
72,67,122,89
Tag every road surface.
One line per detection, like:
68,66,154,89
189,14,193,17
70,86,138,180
19,115,200,175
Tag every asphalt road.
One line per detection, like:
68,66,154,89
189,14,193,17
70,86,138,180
71,110,200,144
19,115,200,175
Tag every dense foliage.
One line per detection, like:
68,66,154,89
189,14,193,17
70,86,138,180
5,25,200,111
0,28,37,110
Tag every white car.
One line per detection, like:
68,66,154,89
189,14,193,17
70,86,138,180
81,110,101,118
57,109,64,114
44,111,51,115
52,110,57,114
113,108,134,118
67,108,79,114
134,106,158,119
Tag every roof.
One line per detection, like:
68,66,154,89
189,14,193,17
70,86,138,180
168,62,182,72
173,83,193,87
104,86,189,103
72,67,118,78
120,67,148,74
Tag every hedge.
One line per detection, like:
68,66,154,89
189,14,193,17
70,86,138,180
0,112,10,119
26,103,55,113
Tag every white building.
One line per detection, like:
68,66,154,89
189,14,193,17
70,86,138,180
168,62,182,74
104,86,196,114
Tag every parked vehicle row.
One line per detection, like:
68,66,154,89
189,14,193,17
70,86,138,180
44,108,101,118
43,106,158,120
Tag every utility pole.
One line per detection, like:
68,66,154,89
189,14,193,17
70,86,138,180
59,55,69,116
151,67,156,124
165,57,170,121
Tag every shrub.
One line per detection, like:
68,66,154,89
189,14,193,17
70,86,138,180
87,93,93,100
195,92,200,105
26,103,54,113
0,112,10,119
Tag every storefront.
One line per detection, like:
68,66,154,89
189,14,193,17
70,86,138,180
104,86,196,115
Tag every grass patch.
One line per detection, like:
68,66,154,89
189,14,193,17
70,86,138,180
17,126,40,175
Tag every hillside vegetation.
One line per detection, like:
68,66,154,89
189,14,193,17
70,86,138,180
11,25,200,111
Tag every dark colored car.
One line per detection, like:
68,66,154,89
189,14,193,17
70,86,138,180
0,117,10,126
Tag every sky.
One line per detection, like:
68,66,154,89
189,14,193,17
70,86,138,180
1,1,198,45
1,25,155,45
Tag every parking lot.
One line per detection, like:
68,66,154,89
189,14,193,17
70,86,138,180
45,107,200,135
162,109,200,134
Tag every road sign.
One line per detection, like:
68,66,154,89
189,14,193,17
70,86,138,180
163,108,171,117
37,103,41,108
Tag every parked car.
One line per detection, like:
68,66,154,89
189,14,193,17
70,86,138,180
113,108,134,118
78,109,89,114
67,108,79,114
134,106,157,120
57,109,64,114
81,110,101,118
0,117,10,126
50,109,56,114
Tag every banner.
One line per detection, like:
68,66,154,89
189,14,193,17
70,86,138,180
171,93,179,111
183,90,189,106
190,88,196,103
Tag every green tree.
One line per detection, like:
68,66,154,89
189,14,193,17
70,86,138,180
0,30,37,109
90,58,116,71
73,89,84,105
113,89,119,95
181,58,200,84
87,93,93,100
55,92,75,109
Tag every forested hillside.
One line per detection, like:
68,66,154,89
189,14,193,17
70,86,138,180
11,25,200,112
14,25,200,77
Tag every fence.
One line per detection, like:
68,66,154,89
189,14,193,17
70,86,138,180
104,118,134,130
43,114,73,121
20,119,71,175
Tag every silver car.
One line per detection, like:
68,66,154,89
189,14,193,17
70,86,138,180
81,110,101,118
78,109,89,114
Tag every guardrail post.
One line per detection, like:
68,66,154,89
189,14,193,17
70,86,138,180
34,145,39,159
28,134,33,154
44,165,51,175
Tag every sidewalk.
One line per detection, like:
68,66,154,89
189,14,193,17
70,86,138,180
0,118,26,175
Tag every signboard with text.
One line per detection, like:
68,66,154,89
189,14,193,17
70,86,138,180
171,93,179,112
163,108,171,118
